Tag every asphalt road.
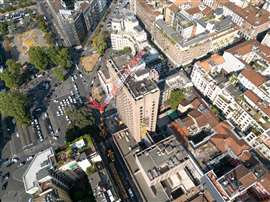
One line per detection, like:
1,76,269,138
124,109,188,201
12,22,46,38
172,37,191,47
0,161,31,202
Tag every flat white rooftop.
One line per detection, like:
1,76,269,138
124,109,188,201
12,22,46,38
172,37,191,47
22,147,54,194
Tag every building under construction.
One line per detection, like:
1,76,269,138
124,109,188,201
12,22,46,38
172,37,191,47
92,52,160,142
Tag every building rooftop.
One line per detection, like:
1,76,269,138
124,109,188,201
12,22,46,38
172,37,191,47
113,129,204,202
218,164,257,198
211,122,250,159
136,136,189,181
228,40,270,64
244,90,270,117
240,67,267,87
224,2,270,26
109,55,159,99
23,148,55,194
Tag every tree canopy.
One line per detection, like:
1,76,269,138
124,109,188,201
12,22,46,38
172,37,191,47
0,91,29,124
28,47,71,71
0,22,8,36
0,59,22,89
28,47,50,70
52,67,65,81
92,31,108,55
65,107,97,142
66,107,96,129
167,89,185,110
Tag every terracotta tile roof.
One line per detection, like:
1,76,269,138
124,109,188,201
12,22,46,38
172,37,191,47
224,2,270,26
227,40,254,56
244,90,270,117
258,173,270,193
211,122,250,156
198,54,225,72
188,109,219,128
185,6,201,15
232,165,257,187
183,115,195,128
240,67,267,87
244,90,260,103
210,54,225,65
199,61,211,72
191,98,204,109
227,40,270,63
202,6,213,16
168,3,179,13
174,0,200,7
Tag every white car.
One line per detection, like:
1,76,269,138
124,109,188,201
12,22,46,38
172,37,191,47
71,76,74,82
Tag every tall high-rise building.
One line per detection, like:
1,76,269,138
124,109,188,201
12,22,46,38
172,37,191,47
107,56,160,142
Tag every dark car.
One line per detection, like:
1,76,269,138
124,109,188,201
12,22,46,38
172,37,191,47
2,172,9,180
2,181,8,190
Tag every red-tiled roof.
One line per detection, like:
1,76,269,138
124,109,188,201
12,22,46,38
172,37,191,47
224,2,270,26
244,90,270,117
240,67,267,87
211,122,250,157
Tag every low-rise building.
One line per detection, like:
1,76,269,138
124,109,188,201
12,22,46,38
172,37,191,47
113,129,206,202
110,10,148,55
22,148,74,201
203,0,270,39
191,52,270,161
159,71,193,105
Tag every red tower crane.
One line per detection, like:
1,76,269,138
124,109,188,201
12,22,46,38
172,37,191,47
88,50,145,113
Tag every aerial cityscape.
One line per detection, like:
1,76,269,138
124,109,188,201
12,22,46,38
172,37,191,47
0,0,270,201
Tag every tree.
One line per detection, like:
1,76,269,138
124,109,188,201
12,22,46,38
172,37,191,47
66,107,96,129
167,89,185,110
86,165,96,176
28,47,50,70
37,16,48,33
52,67,65,81
0,59,22,89
0,22,8,36
57,48,71,69
0,91,29,124
92,31,108,55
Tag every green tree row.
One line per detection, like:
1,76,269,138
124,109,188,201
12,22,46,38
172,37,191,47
0,91,29,124
29,46,71,70
92,30,108,55
0,59,24,89
28,46,71,81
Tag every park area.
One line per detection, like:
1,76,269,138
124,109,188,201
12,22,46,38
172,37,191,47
13,28,49,63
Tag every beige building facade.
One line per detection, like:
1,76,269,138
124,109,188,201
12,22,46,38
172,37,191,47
107,59,160,142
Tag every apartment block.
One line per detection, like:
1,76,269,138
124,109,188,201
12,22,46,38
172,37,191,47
191,51,270,160
22,148,74,201
151,5,239,66
203,0,270,39
46,0,107,46
110,9,148,55
159,70,193,105
113,129,207,202
106,55,160,142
